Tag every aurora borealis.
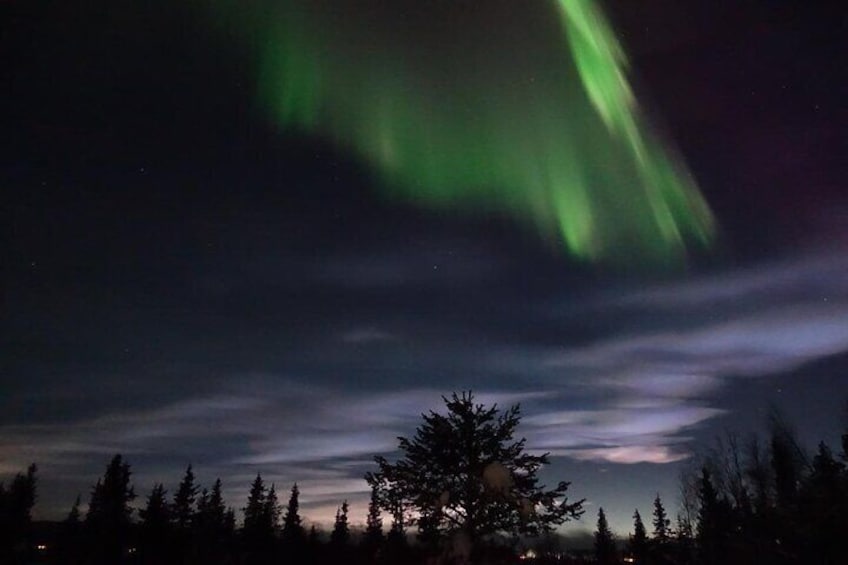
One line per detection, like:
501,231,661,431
228,0,715,261
3,0,846,538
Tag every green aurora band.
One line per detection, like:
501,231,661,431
223,0,715,261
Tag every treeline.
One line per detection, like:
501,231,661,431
3,403,847,564
0,456,418,565
588,411,848,565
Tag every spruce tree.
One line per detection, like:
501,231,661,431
244,474,279,559
173,464,198,530
281,483,305,544
385,489,407,550
60,494,83,563
799,442,846,564
66,494,81,525
263,483,282,534
330,500,350,546
696,467,730,565
366,392,583,545
205,478,227,532
0,464,37,563
417,509,442,548
196,487,209,523
363,485,384,550
140,483,171,561
652,493,671,542
628,509,647,564
243,473,267,535
140,483,170,529
85,455,136,563
193,478,230,563
86,455,135,526
594,507,616,565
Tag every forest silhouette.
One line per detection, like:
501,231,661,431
1,395,846,565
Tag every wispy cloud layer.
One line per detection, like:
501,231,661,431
3,245,847,524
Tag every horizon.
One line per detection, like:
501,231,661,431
8,380,846,536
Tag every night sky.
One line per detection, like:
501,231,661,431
3,0,847,536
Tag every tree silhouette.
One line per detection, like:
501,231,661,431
198,478,228,534
594,507,616,565
674,512,695,565
386,488,406,539
141,482,170,529
190,478,232,564
798,441,846,564
842,402,848,462
173,464,198,530
224,507,236,535
85,454,136,564
308,524,320,545
243,473,267,536
60,494,84,564
66,494,81,525
243,474,278,562
7,397,847,565
278,483,304,562
171,464,199,563
628,509,647,564
263,483,282,534
678,409,848,564
0,463,37,563
384,488,409,560
744,436,772,515
765,412,807,562
769,411,806,510
281,483,304,544
196,487,209,520
712,432,753,516
652,493,670,542
695,467,731,565
649,493,672,564
363,484,384,554
366,391,583,551
417,505,442,548
140,483,171,562
330,500,350,546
